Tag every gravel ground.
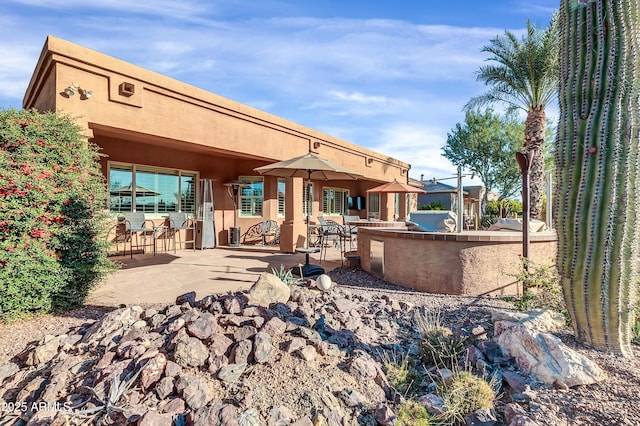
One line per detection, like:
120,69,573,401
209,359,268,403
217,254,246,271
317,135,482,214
0,266,638,425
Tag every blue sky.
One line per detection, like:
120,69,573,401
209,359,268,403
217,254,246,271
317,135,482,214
0,0,557,183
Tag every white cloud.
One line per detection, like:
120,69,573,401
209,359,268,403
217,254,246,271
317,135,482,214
328,90,388,105
10,0,212,21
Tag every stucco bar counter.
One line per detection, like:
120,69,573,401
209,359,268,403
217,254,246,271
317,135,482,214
357,228,557,296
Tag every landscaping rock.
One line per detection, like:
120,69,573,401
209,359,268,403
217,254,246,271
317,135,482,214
187,312,218,339
25,335,60,366
374,403,396,425
253,332,273,363
218,363,247,383
174,337,209,368
0,271,623,426
176,291,197,307
418,393,445,416
494,319,606,387
492,309,565,333
178,375,212,410
248,273,290,306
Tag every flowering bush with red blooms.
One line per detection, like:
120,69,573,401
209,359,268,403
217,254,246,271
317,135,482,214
0,108,115,320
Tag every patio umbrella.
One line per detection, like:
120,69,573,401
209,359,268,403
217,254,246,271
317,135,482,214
255,150,361,276
366,179,426,221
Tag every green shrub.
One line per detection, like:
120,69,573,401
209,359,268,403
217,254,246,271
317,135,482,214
419,201,447,211
508,257,569,323
436,371,496,424
0,108,115,320
396,400,433,426
485,199,522,217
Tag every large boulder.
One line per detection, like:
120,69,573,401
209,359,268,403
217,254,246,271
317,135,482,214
491,309,565,334
493,314,606,388
249,273,291,307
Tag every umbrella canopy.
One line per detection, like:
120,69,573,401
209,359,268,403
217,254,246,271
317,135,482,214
255,151,361,181
254,150,361,276
366,179,426,194
110,184,160,197
366,179,425,222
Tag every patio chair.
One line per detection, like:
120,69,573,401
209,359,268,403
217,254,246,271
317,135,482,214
260,219,280,246
342,215,361,250
167,212,197,252
241,220,280,246
119,212,157,258
317,216,345,265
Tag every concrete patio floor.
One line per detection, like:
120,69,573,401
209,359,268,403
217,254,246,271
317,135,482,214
86,245,346,307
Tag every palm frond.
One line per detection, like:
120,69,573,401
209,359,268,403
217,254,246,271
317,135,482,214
471,15,559,113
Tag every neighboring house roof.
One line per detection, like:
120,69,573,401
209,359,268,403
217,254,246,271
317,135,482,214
421,181,469,195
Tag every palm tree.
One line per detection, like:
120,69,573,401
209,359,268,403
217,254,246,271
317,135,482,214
466,16,558,219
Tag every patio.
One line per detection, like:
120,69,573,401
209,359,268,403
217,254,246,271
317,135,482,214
88,246,345,306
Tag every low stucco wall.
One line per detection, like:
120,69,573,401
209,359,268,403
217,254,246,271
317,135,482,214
358,228,557,296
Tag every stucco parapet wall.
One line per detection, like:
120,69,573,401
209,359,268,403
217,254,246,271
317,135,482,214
358,228,558,242
23,36,409,180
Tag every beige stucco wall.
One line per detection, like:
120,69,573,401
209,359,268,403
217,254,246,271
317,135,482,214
23,36,412,251
358,228,558,296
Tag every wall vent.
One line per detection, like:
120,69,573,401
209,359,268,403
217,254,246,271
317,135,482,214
119,82,135,97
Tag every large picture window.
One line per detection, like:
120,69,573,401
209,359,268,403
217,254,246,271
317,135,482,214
108,163,196,215
239,176,263,217
322,187,348,215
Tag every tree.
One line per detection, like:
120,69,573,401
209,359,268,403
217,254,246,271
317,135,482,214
442,109,523,211
466,16,559,219
555,0,639,356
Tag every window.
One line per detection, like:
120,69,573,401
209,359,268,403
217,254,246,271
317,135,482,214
303,182,313,217
368,193,380,219
239,176,263,217
322,187,349,215
108,163,196,215
277,179,285,217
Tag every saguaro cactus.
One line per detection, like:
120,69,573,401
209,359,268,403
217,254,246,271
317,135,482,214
555,0,639,356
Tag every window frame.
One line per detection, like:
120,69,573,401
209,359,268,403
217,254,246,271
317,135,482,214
322,187,349,216
107,161,198,218
277,178,286,218
239,176,264,218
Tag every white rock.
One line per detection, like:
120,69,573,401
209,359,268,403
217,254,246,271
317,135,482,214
316,274,333,291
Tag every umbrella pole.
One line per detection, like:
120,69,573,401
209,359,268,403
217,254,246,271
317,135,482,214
295,170,324,277
306,171,311,249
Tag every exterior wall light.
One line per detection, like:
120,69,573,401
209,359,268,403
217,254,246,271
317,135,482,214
79,88,93,99
64,84,77,96
63,83,93,100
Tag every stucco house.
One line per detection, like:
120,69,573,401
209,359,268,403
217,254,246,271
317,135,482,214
22,36,412,252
